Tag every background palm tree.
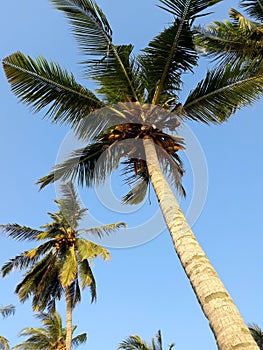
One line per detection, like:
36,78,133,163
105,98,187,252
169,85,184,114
195,0,263,66
249,324,263,350
13,312,86,350
1,182,125,350
119,330,174,350
2,0,263,349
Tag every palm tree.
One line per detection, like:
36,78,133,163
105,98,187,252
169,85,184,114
195,0,263,66
249,324,263,350
119,330,174,350
13,312,86,350
1,182,126,350
3,1,263,349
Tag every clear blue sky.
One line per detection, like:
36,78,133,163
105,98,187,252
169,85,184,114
0,1,263,349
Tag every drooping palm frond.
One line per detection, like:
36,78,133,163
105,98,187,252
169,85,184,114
0,305,15,319
79,259,96,302
71,332,87,348
183,60,263,123
60,246,78,287
50,0,139,101
2,52,102,128
1,254,36,277
240,0,263,22
0,224,43,241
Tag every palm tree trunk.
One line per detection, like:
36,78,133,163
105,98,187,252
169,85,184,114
143,137,259,350
65,287,72,350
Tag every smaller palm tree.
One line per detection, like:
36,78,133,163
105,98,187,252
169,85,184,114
249,324,263,350
1,182,126,350
119,330,175,350
13,312,86,350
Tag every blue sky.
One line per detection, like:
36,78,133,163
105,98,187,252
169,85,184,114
0,0,263,349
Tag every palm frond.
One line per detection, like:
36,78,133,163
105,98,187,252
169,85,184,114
68,279,81,308
81,222,126,238
0,224,43,241
72,332,87,348
2,52,102,128
1,254,35,277
248,323,263,349
57,182,87,227
76,238,110,261
60,246,78,287
118,335,150,350
79,259,96,302
195,11,263,65
139,19,198,104
240,0,263,22
37,140,123,189
158,0,222,19
0,336,10,350
51,0,139,101
183,60,263,123
0,305,15,318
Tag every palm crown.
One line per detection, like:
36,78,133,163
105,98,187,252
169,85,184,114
3,0,263,203
13,312,87,350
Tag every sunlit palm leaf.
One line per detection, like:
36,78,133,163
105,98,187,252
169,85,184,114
76,238,110,261
60,246,78,287
195,11,263,65
183,60,263,123
0,336,10,350
2,52,102,128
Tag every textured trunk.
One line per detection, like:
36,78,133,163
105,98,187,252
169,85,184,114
143,138,258,350
65,287,72,350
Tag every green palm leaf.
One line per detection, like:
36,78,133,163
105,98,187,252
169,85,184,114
76,238,110,261
72,332,87,348
0,224,43,241
79,259,96,302
158,0,222,19
51,0,139,101
81,222,126,238
2,52,102,128
183,60,263,122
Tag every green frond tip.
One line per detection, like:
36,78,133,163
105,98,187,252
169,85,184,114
81,222,127,238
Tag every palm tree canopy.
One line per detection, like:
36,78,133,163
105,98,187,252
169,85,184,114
3,0,263,202
119,330,175,350
0,182,126,312
13,312,87,350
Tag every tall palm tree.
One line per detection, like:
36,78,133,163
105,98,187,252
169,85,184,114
119,330,175,350
13,312,87,350
2,0,263,349
249,324,263,350
0,183,125,350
